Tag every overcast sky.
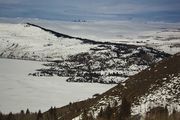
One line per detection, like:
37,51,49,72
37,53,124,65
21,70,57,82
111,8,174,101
0,0,180,22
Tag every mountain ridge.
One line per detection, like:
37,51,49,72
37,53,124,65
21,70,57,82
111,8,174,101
47,52,180,120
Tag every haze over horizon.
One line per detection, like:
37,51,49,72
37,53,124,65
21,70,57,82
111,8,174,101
0,0,180,22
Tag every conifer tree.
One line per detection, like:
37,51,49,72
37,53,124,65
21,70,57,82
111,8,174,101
118,97,131,120
81,109,88,120
7,112,15,120
98,107,103,118
105,103,113,120
26,109,30,115
36,110,43,120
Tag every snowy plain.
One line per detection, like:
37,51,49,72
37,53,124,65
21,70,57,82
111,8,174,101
0,58,114,113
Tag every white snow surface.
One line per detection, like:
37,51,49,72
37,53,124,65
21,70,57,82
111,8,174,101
0,58,115,113
0,23,95,60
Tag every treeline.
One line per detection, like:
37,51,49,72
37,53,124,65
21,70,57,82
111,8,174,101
1,100,180,120
0,107,58,120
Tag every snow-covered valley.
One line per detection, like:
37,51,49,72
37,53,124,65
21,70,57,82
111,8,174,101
0,19,180,118
0,58,114,113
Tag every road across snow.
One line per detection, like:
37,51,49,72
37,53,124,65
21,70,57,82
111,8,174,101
0,58,115,113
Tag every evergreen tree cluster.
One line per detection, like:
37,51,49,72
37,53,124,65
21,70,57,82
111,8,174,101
0,107,58,120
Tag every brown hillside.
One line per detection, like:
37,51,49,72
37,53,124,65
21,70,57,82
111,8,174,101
53,53,180,120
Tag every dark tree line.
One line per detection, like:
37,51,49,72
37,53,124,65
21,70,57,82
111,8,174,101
0,107,58,120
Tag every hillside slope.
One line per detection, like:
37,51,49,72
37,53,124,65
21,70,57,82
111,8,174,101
0,23,95,61
51,53,180,120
